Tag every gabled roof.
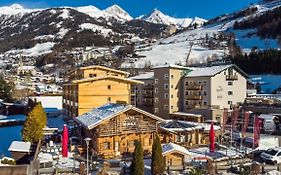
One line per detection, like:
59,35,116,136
8,141,31,153
75,103,166,130
162,143,190,156
160,120,220,133
185,64,248,78
153,63,189,70
72,75,143,84
68,65,130,75
130,72,154,80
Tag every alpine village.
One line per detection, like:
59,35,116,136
1,0,281,175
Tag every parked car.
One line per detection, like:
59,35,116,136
260,148,281,164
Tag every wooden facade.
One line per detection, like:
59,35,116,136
159,121,221,148
76,105,165,159
63,66,142,118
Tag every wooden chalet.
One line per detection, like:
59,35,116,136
75,103,166,159
159,120,221,148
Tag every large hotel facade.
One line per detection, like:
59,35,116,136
131,64,248,122
62,65,142,118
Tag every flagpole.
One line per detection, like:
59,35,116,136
252,114,255,161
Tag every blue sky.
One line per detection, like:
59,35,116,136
1,0,260,19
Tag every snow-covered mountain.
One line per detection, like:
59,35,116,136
104,4,133,21
122,0,281,68
139,9,207,28
0,4,37,16
76,4,132,22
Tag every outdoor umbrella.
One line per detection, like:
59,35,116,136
209,122,215,153
62,124,68,157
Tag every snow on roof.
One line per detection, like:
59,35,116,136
17,66,35,70
8,141,31,153
130,72,154,80
153,63,188,69
185,64,232,77
172,112,202,118
161,120,220,133
162,143,190,155
185,64,248,78
75,103,165,130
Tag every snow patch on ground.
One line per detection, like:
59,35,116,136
57,28,69,38
79,23,113,36
34,35,55,40
58,9,71,19
6,42,55,57
122,25,225,68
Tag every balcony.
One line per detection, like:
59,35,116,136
186,84,202,90
186,95,202,100
142,84,154,90
142,92,154,98
226,74,238,80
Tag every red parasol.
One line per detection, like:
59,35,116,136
209,122,215,153
62,124,68,157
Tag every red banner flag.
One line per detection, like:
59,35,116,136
254,116,262,147
242,112,250,136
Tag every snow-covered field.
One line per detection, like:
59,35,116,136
5,42,55,57
79,23,113,36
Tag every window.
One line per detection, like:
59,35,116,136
203,81,207,85
176,135,181,142
164,93,169,99
164,105,169,110
164,83,169,90
155,97,158,103
103,142,110,149
171,105,174,110
185,81,189,85
108,85,111,89
198,81,202,84
171,74,174,79
129,140,135,147
89,74,96,78
228,91,233,95
228,101,232,105
204,101,207,105
155,79,158,84
171,84,174,88
171,94,173,98
203,91,207,96
228,82,233,86
108,97,111,102
155,88,158,93
154,108,159,113
164,74,169,80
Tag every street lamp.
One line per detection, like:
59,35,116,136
84,137,92,175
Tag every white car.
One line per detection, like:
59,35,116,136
260,148,281,164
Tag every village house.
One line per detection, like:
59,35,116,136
63,66,143,118
74,103,165,159
159,120,221,148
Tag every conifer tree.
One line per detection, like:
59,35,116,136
151,135,165,175
0,75,14,102
130,141,144,175
22,103,47,143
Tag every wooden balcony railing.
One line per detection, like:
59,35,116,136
226,75,238,80
186,84,202,90
186,95,202,100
